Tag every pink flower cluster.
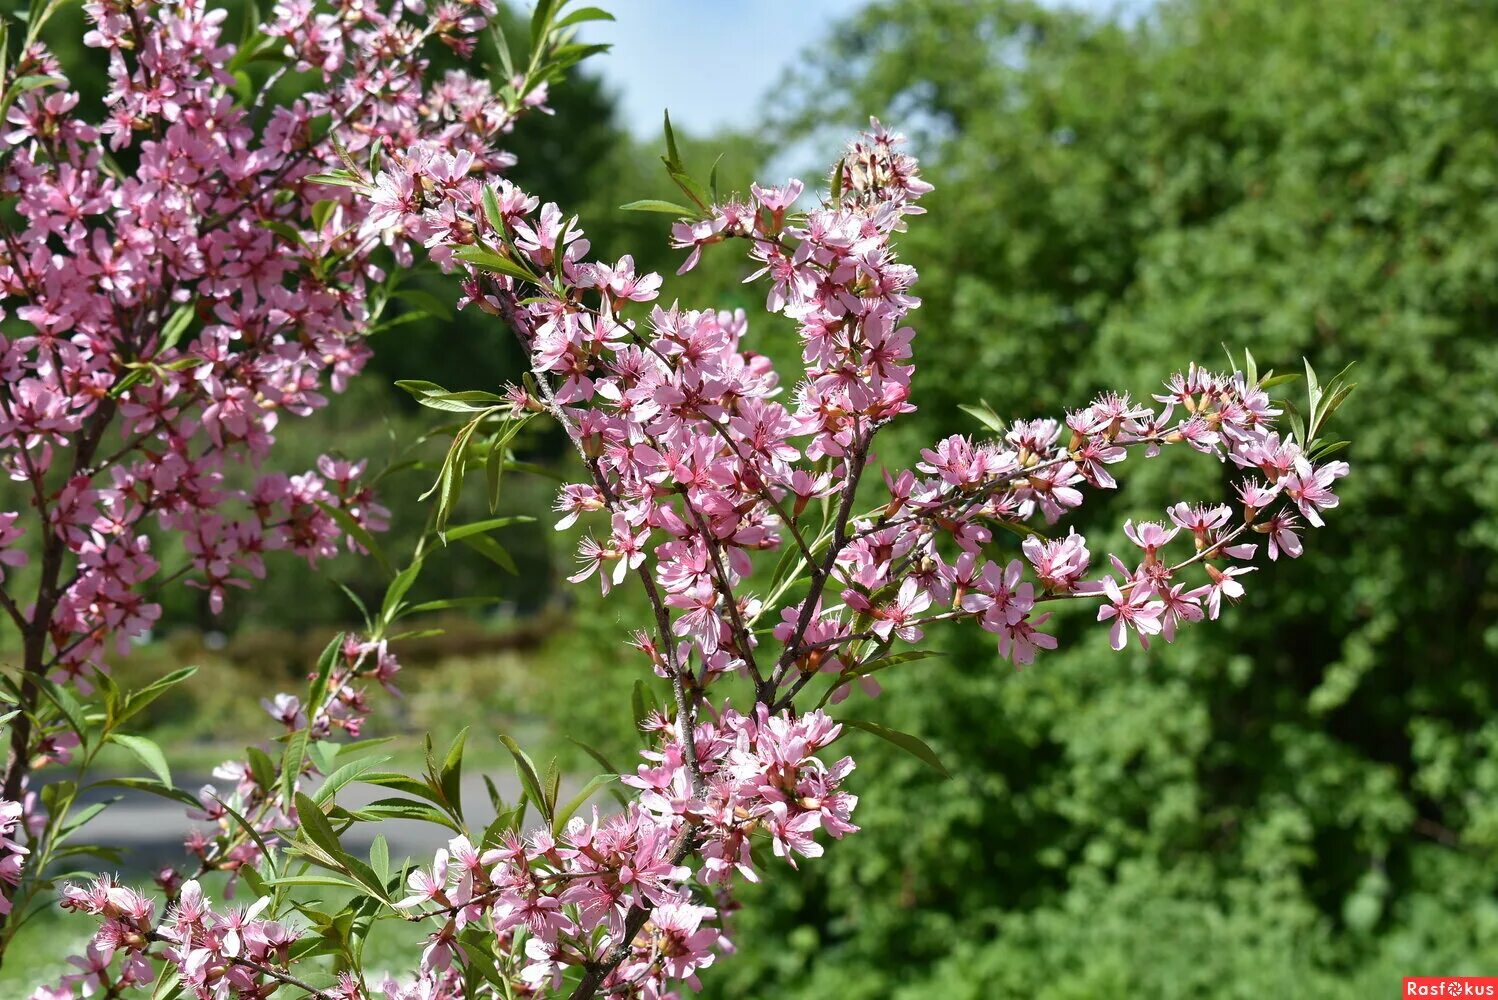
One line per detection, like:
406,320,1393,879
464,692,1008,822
848,366,1352,661
0,0,512,685
383,706,849,999
53,876,303,1000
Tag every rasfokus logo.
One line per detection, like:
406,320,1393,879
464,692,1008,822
1405,978,1498,997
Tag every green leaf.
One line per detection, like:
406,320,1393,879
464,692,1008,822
853,649,943,677
404,596,507,615
481,184,506,234
565,736,623,776
158,302,197,354
349,798,462,832
452,245,538,282
708,152,725,202
281,727,310,807
89,778,199,809
55,801,113,841
842,719,950,779
669,169,712,210
458,533,519,574
258,219,306,246
6,73,64,97
530,0,560,50
305,171,364,189
619,199,695,216
108,733,173,787
341,854,392,903
358,773,450,806
829,157,846,201
500,735,552,825
294,791,344,859
152,969,185,1000
957,400,1007,436
215,796,281,877
370,834,390,884
317,501,392,577
489,19,515,80
246,746,278,793
1308,439,1351,460
392,288,454,322
555,6,615,29
441,515,535,543
485,431,506,512
394,379,507,413
306,633,344,719
381,561,425,626
310,198,338,233
35,676,87,740
312,755,392,807
662,109,682,170
553,773,618,832
630,679,657,745
264,873,363,891
117,666,198,725
439,727,468,820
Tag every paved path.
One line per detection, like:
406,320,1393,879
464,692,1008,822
73,769,585,873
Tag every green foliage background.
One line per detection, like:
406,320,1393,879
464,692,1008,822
696,0,1498,995
6,0,1498,995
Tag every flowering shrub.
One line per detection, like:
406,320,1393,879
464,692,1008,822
0,0,591,965
2,2,1355,999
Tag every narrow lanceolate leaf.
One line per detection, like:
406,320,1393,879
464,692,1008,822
441,515,536,542
452,245,538,282
381,562,425,626
395,380,507,413
852,649,943,677
662,109,682,170
215,797,281,878
438,727,469,820
246,746,278,794
312,755,392,807
118,666,198,725
555,5,615,30
459,532,519,574
158,302,197,354
630,679,657,745
957,400,1007,436
404,596,507,615
393,287,454,322
842,719,951,779
307,633,343,716
500,735,552,825
481,184,506,234
317,501,393,577
553,774,619,833
304,171,364,189
619,199,695,216
88,778,199,809
294,792,343,860
108,733,173,788
280,727,310,808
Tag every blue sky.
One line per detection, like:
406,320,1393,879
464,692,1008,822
580,0,868,138
580,1,1135,138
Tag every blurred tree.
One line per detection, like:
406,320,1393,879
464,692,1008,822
702,1,1498,995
